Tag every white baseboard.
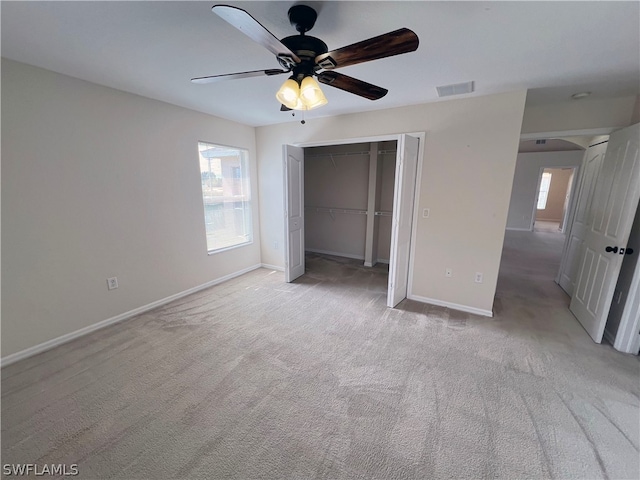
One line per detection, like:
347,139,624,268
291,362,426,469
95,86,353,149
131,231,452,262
1,264,262,368
261,263,285,272
408,294,494,317
364,259,390,268
305,249,365,261
506,227,533,232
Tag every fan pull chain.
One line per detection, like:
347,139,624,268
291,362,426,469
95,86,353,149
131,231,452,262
290,109,307,125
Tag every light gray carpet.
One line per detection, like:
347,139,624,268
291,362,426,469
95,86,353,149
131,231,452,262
2,231,639,479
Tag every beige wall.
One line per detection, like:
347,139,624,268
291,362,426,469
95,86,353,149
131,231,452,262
536,168,573,222
521,96,637,135
257,90,527,314
2,59,260,357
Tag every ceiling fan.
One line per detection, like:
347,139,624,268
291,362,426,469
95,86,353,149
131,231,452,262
192,4,419,112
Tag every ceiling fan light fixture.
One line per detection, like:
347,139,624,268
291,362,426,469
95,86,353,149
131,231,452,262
277,75,328,111
299,76,328,110
276,78,301,109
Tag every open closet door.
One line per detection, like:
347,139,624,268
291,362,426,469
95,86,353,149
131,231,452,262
570,123,640,342
388,134,420,307
284,144,305,282
557,141,607,295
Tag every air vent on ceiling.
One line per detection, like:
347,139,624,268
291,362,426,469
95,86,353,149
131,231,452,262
536,139,547,145
436,81,474,97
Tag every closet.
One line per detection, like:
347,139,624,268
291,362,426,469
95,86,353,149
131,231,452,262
304,140,397,267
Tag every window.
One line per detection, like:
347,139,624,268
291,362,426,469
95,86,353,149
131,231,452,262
537,172,552,210
197,142,252,253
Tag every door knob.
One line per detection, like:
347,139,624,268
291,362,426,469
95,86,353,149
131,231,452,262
605,246,618,253
626,248,634,255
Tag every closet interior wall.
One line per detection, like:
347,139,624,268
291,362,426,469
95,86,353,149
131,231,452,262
304,141,397,266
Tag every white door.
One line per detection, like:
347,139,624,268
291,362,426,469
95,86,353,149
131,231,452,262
388,134,420,307
570,123,640,343
558,142,607,295
284,144,305,282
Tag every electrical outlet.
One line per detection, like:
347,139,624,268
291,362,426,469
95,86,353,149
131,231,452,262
445,268,452,278
107,277,118,290
273,241,279,250
475,272,483,283
423,208,430,218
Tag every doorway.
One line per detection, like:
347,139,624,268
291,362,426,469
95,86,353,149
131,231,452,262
284,133,423,308
504,140,586,287
303,140,397,267
533,167,577,234
511,125,640,353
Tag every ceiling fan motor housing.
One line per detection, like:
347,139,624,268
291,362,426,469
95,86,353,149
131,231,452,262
288,5,318,33
280,35,328,78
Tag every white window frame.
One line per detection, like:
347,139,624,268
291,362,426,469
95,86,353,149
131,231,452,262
537,171,552,210
197,142,253,254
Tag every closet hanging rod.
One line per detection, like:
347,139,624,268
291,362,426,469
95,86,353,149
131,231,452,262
304,151,370,159
305,206,367,215
374,211,392,216
377,150,397,155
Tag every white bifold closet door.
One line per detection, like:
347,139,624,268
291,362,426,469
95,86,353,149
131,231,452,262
284,144,305,282
387,134,420,307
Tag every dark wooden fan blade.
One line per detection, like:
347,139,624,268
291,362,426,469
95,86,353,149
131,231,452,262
191,69,287,84
280,104,292,112
213,5,300,64
315,28,418,70
317,71,388,100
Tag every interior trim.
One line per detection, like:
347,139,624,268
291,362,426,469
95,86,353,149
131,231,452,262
261,263,285,272
408,294,494,317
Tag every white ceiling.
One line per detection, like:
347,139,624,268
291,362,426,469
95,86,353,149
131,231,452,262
2,1,639,127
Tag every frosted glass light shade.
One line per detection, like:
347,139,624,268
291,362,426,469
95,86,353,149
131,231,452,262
299,76,328,110
276,76,328,111
276,79,301,110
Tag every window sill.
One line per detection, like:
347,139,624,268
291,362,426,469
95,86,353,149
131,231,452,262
207,240,253,256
